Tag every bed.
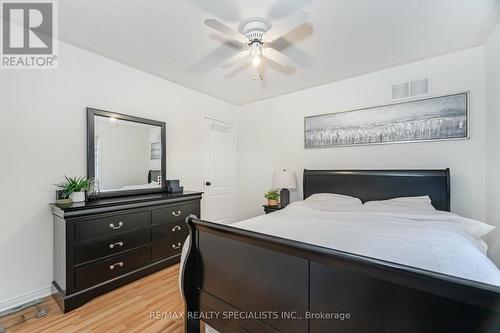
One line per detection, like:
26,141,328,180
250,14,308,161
181,169,500,333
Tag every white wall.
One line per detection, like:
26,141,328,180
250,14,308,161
0,41,237,308
485,22,500,265
237,48,486,225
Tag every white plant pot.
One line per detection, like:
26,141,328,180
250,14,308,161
70,191,86,203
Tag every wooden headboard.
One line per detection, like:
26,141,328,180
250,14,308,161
303,169,450,211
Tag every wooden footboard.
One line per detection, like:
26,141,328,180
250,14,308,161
181,216,500,333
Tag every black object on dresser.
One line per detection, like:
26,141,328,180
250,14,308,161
51,191,202,313
166,179,183,193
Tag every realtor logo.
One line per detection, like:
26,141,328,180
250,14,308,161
1,0,58,69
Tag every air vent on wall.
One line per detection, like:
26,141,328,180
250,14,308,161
392,82,410,99
410,78,429,96
392,78,430,99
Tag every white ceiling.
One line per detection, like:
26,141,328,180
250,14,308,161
59,0,500,105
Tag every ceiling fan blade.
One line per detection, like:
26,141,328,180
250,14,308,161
191,41,244,73
263,47,293,67
224,60,251,78
264,10,308,42
221,50,249,69
205,18,247,43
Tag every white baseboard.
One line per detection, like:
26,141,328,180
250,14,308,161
0,285,55,312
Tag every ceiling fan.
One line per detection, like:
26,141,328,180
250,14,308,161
204,10,309,79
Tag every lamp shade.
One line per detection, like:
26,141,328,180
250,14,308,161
273,169,297,189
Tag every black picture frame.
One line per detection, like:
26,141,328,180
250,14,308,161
86,107,166,198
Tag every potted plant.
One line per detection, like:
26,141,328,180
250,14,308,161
264,189,280,207
56,176,91,203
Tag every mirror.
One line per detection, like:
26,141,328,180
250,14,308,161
87,108,166,197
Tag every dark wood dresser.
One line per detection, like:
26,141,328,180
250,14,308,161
50,191,202,312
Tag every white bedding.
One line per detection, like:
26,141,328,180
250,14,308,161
231,204,500,286
119,182,161,190
181,201,499,286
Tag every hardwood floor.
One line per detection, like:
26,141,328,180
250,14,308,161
4,264,191,333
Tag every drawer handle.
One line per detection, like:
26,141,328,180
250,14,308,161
171,210,182,217
109,262,124,270
171,225,181,232
109,241,124,249
171,242,182,250
109,222,123,230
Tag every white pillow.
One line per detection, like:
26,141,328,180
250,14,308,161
292,193,362,211
446,216,495,239
363,196,495,239
363,196,436,212
307,193,362,204
476,239,488,255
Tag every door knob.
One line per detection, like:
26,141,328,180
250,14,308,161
205,181,211,186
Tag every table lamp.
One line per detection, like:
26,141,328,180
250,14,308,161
273,169,297,206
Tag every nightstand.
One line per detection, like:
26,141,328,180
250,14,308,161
263,205,284,214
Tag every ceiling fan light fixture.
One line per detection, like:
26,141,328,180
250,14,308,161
204,10,309,79
250,41,263,56
252,55,261,66
250,41,263,66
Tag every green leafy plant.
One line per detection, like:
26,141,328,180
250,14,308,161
264,189,280,201
56,176,91,199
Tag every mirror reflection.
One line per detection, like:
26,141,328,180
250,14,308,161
94,115,162,192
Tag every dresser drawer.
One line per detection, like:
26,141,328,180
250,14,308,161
151,201,199,225
75,211,149,241
74,229,150,264
151,234,188,261
152,221,188,242
75,247,150,290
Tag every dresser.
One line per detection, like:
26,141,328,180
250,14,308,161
50,191,202,312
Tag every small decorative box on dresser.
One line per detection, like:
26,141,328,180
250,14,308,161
50,191,202,312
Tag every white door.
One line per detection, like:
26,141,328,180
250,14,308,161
202,117,236,224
